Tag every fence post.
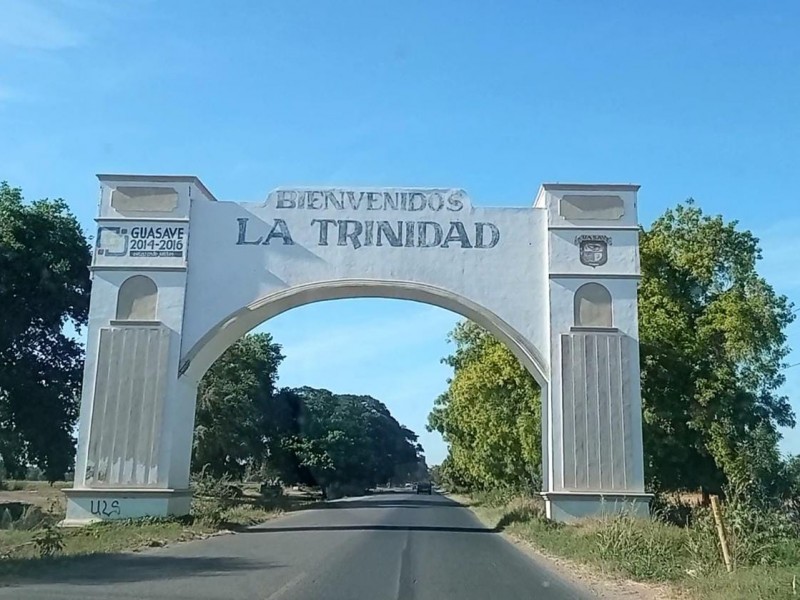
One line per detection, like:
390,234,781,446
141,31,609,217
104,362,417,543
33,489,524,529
710,495,733,573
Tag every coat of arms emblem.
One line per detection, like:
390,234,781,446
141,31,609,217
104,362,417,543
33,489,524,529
575,235,611,268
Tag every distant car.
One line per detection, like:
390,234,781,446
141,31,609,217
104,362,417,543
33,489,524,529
415,481,432,495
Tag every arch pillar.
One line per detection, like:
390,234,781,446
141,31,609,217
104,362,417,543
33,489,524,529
536,184,650,521
64,179,197,524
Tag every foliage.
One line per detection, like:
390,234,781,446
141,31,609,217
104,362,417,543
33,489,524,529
32,524,63,558
638,200,795,494
191,466,241,506
287,387,424,494
0,182,91,482
427,321,541,492
191,498,225,528
468,493,800,599
193,339,424,494
259,478,284,499
431,200,796,502
192,333,289,478
593,513,692,581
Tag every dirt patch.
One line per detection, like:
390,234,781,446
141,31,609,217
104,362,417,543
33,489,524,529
0,482,67,516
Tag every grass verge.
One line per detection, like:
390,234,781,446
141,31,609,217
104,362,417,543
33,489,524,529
0,489,318,581
457,492,800,600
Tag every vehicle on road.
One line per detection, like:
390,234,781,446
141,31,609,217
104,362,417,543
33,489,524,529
415,481,432,494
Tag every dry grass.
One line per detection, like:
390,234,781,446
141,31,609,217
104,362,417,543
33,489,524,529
461,492,800,600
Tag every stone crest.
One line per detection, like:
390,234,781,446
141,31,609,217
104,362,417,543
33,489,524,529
575,234,612,268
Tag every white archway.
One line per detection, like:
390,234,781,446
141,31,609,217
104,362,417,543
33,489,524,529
65,177,650,525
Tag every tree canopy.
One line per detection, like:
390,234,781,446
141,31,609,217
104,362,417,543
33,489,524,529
427,321,541,492
639,200,795,496
287,387,424,493
429,200,796,499
0,182,91,481
192,335,425,494
192,333,289,478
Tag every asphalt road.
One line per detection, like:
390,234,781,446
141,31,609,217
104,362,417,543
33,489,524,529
2,492,593,600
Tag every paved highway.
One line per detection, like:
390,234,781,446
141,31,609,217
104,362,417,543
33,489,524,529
2,493,593,599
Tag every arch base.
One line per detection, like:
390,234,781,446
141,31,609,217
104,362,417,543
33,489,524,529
542,492,652,522
62,488,192,526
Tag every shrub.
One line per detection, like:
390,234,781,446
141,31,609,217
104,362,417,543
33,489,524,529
496,496,545,529
33,524,64,558
720,494,800,567
471,486,529,508
651,492,696,527
191,499,225,528
259,478,284,499
191,467,240,508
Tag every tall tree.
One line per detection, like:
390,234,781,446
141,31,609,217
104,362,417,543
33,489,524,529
288,387,423,493
639,200,795,494
0,182,91,481
430,201,795,498
192,333,287,477
427,321,541,492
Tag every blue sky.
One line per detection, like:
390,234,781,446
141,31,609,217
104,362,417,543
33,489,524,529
1,0,799,465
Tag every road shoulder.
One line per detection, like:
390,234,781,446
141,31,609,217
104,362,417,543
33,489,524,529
448,494,682,600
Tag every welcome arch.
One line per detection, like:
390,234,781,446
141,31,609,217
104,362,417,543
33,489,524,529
65,176,650,524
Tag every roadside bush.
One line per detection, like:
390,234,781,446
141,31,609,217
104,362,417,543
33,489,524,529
32,524,64,558
471,486,531,508
496,496,545,529
259,478,284,500
191,499,225,528
191,467,240,508
651,492,696,527
718,495,800,567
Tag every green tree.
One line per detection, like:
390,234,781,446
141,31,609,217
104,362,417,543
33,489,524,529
427,321,541,492
192,333,287,477
639,201,795,495
288,387,423,494
0,182,91,481
430,201,795,499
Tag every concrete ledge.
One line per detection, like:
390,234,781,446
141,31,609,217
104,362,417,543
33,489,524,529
541,491,652,523
62,488,192,527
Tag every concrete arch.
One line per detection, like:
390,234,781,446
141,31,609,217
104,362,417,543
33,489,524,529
66,177,649,525
180,279,549,391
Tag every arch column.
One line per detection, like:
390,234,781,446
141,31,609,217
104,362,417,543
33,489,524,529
64,177,199,525
538,184,651,521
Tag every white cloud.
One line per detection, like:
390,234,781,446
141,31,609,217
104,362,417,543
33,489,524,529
0,0,84,50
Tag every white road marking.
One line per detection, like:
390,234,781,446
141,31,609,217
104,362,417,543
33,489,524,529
263,571,308,600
